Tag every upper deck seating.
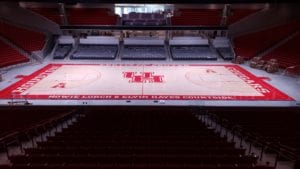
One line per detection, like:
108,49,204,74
171,9,222,26
0,40,29,68
71,44,118,60
227,9,261,25
28,7,61,24
0,21,46,52
233,20,300,60
122,12,166,26
171,45,216,60
122,45,167,60
262,33,300,68
67,8,118,25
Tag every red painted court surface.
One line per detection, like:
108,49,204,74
0,64,293,101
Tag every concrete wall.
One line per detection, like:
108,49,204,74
229,3,300,37
0,2,61,35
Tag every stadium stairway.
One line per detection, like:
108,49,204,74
0,108,79,166
200,108,298,169
0,107,275,169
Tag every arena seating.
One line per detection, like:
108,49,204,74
0,107,71,137
0,40,29,68
262,33,300,68
27,8,62,24
171,45,217,60
211,37,234,60
0,21,46,52
122,12,166,26
53,44,73,59
71,44,118,60
227,9,260,25
67,8,118,25
210,108,300,153
171,9,222,26
1,107,274,169
233,20,300,60
122,45,167,60
216,47,234,60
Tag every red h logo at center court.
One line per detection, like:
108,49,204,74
123,72,164,83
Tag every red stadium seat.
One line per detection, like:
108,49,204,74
228,9,261,25
233,20,300,60
171,9,222,26
262,33,300,68
28,8,62,24
0,21,46,52
0,40,29,68
66,8,118,25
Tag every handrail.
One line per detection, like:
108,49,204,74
206,112,297,161
0,109,77,143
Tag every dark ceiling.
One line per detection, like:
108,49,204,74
0,0,297,4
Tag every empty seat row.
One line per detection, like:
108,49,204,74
27,7,118,25
122,45,167,60
209,109,300,151
170,45,216,60
67,8,118,25
10,154,257,165
0,107,71,136
233,20,300,60
123,20,166,26
0,21,46,52
27,8,62,24
36,140,235,147
216,47,234,60
25,147,245,156
49,132,221,139
227,9,261,25
171,9,222,26
26,7,260,26
53,44,73,59
122,12,166,26
0,40,29,68
71,45,118,60
262,33,300,68
0,164,275,169
6,108,266,169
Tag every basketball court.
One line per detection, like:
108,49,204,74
0,64,293,101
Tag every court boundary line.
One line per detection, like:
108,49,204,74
0,64,294,101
